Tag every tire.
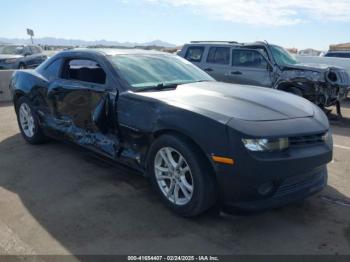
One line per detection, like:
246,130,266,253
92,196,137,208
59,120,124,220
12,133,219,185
289,87,303,97
18,63,26,70
147,134,217,217
16,96,47,144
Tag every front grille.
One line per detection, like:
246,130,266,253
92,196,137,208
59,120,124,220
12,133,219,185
273,169,325,198
338,71,350,85
289,133,325,146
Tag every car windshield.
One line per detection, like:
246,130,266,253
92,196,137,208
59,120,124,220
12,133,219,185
270,45,299,66
0,45,24,55
109,54,214,91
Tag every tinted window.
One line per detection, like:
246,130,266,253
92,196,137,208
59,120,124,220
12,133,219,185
23,46,32,55
206,47,230,65
325,53,350,58
43,59,62,80
232,50,268,69
185,46,204,62
0,45,24,55
62,59,106,84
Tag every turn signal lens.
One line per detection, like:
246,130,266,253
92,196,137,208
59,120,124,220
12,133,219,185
212,156,235,165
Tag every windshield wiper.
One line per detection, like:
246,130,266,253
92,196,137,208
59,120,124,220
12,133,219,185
135,83,179,92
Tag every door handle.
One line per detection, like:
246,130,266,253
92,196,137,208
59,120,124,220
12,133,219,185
204,68,213,72
231,71,242,75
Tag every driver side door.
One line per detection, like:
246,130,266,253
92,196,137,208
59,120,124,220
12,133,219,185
46,57,120,159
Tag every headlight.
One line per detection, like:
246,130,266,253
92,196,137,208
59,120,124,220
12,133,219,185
4,58,17,64
242,138,289,152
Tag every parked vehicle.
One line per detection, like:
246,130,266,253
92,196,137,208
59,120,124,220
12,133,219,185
178,41,349,114
324,51,350,59
10,49,333,216
0,44,47,70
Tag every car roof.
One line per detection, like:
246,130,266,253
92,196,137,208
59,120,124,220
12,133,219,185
185,41,267,47
327,50,350,53
0,44,24,46
0,44,41,48
61,48,168,56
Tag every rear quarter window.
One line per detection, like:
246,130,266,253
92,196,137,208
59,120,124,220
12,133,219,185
185,46,205,62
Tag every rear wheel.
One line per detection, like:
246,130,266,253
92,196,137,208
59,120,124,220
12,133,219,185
18,63,26,69
16,97,47,144
148,134,217,217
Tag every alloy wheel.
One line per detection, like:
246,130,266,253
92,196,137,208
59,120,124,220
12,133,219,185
154,147,194,206
19,103,35,138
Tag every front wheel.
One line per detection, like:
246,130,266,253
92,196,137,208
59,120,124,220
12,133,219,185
148,134,217,217
18,63,26,70
16,97,47,144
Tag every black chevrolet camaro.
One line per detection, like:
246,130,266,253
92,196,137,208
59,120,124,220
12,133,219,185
10,49,333,217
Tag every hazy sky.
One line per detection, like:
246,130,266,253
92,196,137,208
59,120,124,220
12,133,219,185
1,0,350,50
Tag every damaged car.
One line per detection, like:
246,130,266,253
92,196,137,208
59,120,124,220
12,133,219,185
10,49,333,217
178,41,350,116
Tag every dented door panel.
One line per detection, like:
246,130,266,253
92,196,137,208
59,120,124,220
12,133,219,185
44,79,120,159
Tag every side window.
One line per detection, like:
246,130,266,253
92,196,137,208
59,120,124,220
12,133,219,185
31,46,42,54
334,53,350,58
30,46,38,54
23,46,32,56
62,59,106,85
185,46,205,62
232,50,268,69
206,47,230,65
43,59,62,80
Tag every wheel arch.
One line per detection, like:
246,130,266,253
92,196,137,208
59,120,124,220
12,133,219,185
18,62,26,69
276,82,304,95
13,90,26,109
144,128,218,183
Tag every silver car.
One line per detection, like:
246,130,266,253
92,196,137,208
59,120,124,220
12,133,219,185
178,41,349,113
0,44,47,70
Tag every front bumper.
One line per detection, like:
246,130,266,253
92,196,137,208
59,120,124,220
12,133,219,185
220,165,327,213
215,115,332,213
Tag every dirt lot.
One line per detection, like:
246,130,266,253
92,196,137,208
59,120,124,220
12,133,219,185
0,100,349,256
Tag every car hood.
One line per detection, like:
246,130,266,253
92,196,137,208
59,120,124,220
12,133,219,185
284,63,343,72
137,82,315,122
0,54,22,60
